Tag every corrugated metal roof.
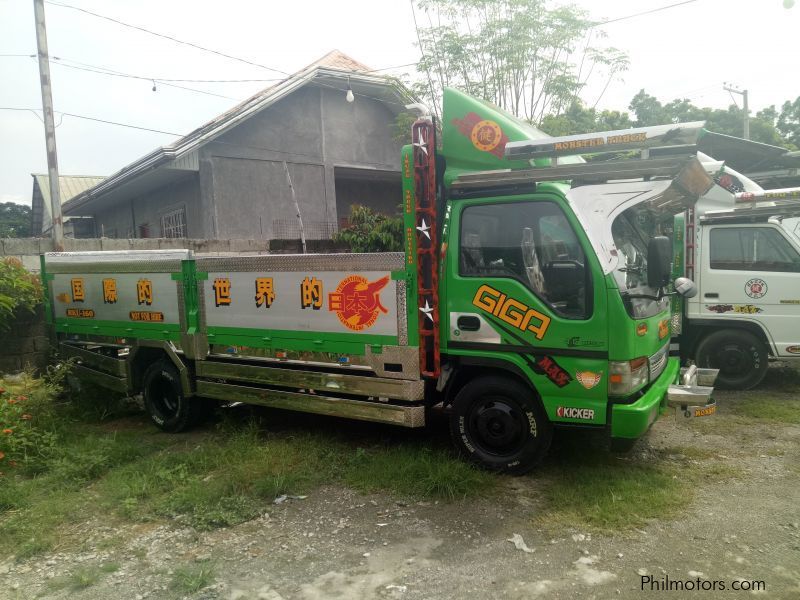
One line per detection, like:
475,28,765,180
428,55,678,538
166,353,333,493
33,174,106,205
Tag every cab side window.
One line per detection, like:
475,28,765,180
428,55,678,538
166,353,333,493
710,227,800,272
460,201,590,319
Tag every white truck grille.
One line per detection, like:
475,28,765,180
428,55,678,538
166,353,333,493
649,344,669,382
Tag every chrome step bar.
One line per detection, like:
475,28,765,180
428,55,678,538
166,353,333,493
196,381,425,428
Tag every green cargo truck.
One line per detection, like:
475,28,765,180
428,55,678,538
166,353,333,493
42,89,718,473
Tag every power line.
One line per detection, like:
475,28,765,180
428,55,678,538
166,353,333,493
51,61,242,100
44,0,290,76
1,107,183,135
596,0,699,26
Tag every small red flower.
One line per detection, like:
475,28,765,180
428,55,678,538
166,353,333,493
17,395,27,402
2,429,12,435
0,388,5,394
0,451,5,460
7,398,17,405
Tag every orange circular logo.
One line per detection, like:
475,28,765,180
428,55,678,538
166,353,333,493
329,275,390,331
470,120,502,152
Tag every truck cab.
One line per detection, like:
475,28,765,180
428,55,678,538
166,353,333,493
676,173,800,389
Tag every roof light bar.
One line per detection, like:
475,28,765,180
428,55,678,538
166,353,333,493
504,121,706,161
735,187,800,203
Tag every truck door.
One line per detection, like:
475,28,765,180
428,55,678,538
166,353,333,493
699,224,800,355
443,197,609,426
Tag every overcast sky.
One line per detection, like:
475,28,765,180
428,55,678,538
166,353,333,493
1,0,797,206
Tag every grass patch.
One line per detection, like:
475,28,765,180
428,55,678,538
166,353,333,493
2,381,497,560
537,455,686,531
46,563,117,592
728,397,800,424
535,445,742,532
343,445,495,500
170,562,216,594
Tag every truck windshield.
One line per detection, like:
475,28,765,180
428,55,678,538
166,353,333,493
784,217,800,244
611,206,669,319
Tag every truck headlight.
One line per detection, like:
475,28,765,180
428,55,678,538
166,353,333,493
608,357,648,397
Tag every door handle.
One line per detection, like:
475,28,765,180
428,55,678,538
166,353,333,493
457,315,481,331
704,293,719,299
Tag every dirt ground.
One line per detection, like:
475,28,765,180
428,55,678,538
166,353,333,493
2,366,799,600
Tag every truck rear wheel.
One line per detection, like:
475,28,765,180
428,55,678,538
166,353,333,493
449,376,552,475
695,329,768,390
142,359,195,432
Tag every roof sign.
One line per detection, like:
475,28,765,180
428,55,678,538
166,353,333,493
504,122,706,161
735,187,800,203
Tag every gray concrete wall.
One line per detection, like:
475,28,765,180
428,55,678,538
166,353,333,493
92,176,201,239
210,157,328,239
0,305,49,375
200,83,404,239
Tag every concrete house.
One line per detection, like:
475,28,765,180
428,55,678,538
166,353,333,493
62,51,416,240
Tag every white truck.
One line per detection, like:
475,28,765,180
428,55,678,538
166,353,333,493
674,159,800,389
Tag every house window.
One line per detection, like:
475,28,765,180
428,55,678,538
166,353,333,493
161,208,187,238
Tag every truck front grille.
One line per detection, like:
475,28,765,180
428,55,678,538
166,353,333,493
649,344,669,382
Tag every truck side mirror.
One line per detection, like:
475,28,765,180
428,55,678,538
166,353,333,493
647,235,671,288
674,276,697,298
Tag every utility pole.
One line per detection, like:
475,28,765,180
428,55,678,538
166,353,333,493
33,0,64,250
723,83,750,140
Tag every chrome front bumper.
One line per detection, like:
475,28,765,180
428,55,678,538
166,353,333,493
667,365,719,418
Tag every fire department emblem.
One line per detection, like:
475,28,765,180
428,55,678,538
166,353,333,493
744,278,767,299
575,370,602,390
328,275,390,331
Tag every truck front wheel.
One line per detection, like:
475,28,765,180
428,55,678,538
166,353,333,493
449,376,552,475
142,359,195,432
694,329,768,390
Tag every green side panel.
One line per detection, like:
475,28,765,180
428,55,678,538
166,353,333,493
175,259,200,334
604,277,672,362
401,144,420,347
446,347,609,426
54,318,181,341
206,325,396,355
441,191,612,425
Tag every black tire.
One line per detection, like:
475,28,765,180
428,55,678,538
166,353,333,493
449,376,552,475
142,359,195,432
694,329,768,390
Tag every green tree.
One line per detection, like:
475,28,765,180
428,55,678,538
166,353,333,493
0,202,31,238
628,90,789,147
333,205,404,253
412,0,628,123
777,97,800,149
539,101,632,136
